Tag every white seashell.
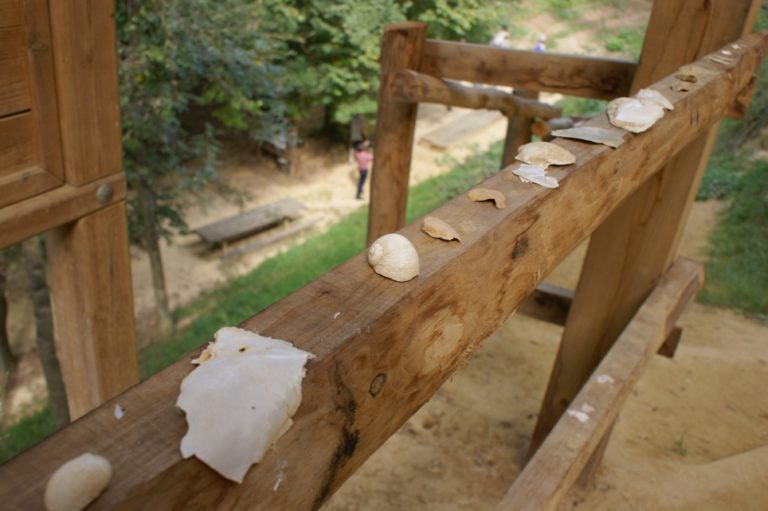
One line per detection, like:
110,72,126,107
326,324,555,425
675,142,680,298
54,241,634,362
44,453,112,511
178,327,313,483
552,126,625,148
422,216,461,242
515,141,576,168
606,97,665,133
467,188,506,209
636,88,674,111
367,233,419,282
513,164,559,189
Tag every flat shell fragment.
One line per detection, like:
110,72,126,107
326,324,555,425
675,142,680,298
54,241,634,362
671,82,693,93
675,65,699,83
606,97,664,133
709,54,734,66
515,141,575,168
178,327,314,483
422,216,461,242
467,188,506,209
513,164,559,189
552,126,625,148
44,453,112,511
636,88,674,110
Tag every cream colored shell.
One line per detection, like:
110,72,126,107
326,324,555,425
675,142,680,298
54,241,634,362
606,97,665,133
512,164,559,189
552,126,625,148
467,188,506,209
636,88,674,110
422,216,461,242
368,233,419,282
515,141,576,168
44,453,112,511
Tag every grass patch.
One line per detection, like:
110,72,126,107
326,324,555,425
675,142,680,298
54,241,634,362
556,97,607,117
603,28,644,59
698,160,768,318
0,405,54,464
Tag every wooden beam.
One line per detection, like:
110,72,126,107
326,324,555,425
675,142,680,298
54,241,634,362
45,202,139,420
0,172,126,249
391,70,562,118
0,36,761,509
498,258,705,511
501,89,538,167
420,40,637,100
529,0,763,458
366,22,427,245
48,0,122,184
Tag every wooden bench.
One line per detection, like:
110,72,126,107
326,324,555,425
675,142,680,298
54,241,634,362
193,198,305,246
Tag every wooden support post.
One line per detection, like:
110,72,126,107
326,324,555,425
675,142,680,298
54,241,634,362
501,89,538,167
0,38,761,508
367,23,426,245
529,0,761,467
498,258,705,511
46,202,139,420
391,70,562,118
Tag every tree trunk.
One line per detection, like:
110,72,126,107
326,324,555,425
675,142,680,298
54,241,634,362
0,265,16,375
22,239,69,428
137,181,175,340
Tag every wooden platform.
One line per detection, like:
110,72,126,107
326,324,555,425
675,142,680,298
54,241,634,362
193,198,305,246
419,109,503,150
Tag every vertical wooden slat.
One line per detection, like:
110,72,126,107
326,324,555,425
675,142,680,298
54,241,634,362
46,202,139,420
500,89,537,167
0,26,30,116
48,0,122,185
367,22,426,245
530,0,761,459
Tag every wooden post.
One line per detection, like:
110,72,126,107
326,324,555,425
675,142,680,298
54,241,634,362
46,202,139,420
501,89,538,167
367,22,426,245
529,0,761,465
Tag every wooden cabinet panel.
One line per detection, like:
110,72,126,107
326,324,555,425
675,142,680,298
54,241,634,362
0,27,30,117
0,0,21,28
0,112,37,178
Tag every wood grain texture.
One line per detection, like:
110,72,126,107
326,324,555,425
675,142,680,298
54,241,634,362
0,26,30,116
367,22,426,245
0,112,38,179
391,69,561,118
498,258,705,511
0,0,21,28
48,0,122,184
501,89,538,167
529,0,763,456
45,201,139,420
0,172,125,248
420,40,637,100
0,36,761,510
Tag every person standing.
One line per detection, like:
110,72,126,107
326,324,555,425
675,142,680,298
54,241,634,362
354,139,373,200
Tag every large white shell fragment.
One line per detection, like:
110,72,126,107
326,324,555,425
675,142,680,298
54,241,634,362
552,126,625,148
368,233,419,282
44,453,112,511
178,327,314,483
636,88,674,111
422,216,461,242
512,164,559,189
467,188,506,209
606,97,665,133
515,141,576,168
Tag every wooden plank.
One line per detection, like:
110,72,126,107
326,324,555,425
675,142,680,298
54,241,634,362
45,202,139,420
48,0,122,184
367,22,426,245
0,26,30,116
420,40,637,100
193,198,305,245
0,112,38,179
498,258,705,511
0,172,126,248
391,70,562,118
0,39,760,509
529,0,763,458
0,0,20,28
219,217,320,261
419,109,503,150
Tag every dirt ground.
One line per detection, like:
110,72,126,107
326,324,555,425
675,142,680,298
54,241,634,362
4,0,768,508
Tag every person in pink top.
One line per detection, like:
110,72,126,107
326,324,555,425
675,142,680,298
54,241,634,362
354,138,374,200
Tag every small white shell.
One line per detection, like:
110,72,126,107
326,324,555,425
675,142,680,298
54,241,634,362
44,453,112,511
368,233,419,282
515,141,576,168
513,164,559,189
606,97,665,133
467,188,506,209
636,88,674,111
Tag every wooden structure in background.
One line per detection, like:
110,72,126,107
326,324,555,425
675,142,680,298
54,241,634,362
0,0,138,420
0,0,764,509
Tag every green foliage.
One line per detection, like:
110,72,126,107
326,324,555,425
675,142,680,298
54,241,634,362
699,160,768,318
697,143,744,200
408,0,509,43
0,405,54,464
140,141,504,377
556,97,607,117
603,28,644,59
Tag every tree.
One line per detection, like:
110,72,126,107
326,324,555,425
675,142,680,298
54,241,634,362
117,0,286,339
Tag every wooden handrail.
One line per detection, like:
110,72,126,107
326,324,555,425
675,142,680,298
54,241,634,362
0,33,764,510
420,40,638,99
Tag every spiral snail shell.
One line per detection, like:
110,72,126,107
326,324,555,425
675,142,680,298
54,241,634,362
368,233,419,282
